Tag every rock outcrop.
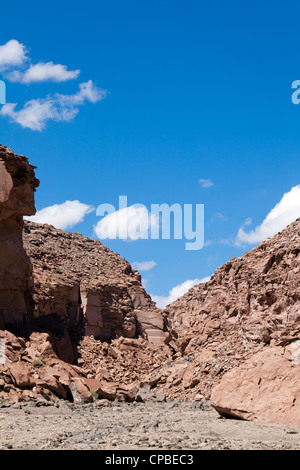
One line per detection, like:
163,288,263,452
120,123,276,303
23,221,168,347
1,144,300,426
165,218,300,353
0,145,39,328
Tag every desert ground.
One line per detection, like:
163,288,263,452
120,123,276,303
0,400,299,451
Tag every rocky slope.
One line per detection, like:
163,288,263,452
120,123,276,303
23,221,168,348
158,218,300,423
165,218,300,352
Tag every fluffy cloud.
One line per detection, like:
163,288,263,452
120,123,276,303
236,185,300,246
0,40,28,70
94,205,159,241
151,277,211,309
25,200,94,230
132,260,157,272
0,40,106,130
7,61,80,83
0,40,78,83
199,178,213,188
0,80,107,130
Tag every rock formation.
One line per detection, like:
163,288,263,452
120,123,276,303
165,218,300,353
23,221,168,347
0,145,39,328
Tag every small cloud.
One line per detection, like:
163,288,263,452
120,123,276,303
25,200,94,230
210,212,228,223
0,80,107,130
199,178,214,188
132,260,157,272
0,40,28,70
94,204,159,241
236,185,300,246
151,276,210,309
7,61,80,84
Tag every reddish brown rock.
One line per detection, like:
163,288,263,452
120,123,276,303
9,362,34,389
82,378,118,400
162,218,300,400
210,345,300,425
24,332,58,361
70,377,94,403
0,145,39,327
23,221,167,346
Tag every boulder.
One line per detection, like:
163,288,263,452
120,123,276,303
9,362,34,389
70,377,94,403
210,346,300,425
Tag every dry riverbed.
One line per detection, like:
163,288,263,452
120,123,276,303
0,400,299,451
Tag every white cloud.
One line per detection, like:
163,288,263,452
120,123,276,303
210,212,228,222
94,205,159,241
132,260,157,272
151,276,211,309
56,80,105,105
7,61,80,83
25,200,94,230
0,80,107,130
236,185,300,246
0,40,28,70
0,40,106,130
199,178,214,188
0,99,76,131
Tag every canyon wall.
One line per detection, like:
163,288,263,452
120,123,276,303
0,145,39,328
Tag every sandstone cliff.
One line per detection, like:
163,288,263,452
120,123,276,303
0,145,39,328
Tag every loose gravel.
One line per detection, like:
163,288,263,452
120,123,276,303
0,400,300,451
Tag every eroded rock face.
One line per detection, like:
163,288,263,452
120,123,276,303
0,145,39,327
166,218,300,355
23,221,167,345
155,219,300,414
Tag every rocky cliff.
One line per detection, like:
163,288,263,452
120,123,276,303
161,218,300,424
165,218,300,352
23,221,168,347
0,145,39,328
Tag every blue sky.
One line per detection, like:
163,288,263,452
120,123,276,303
1,1,300,306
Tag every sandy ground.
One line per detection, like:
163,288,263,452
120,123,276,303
0,400,299,451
